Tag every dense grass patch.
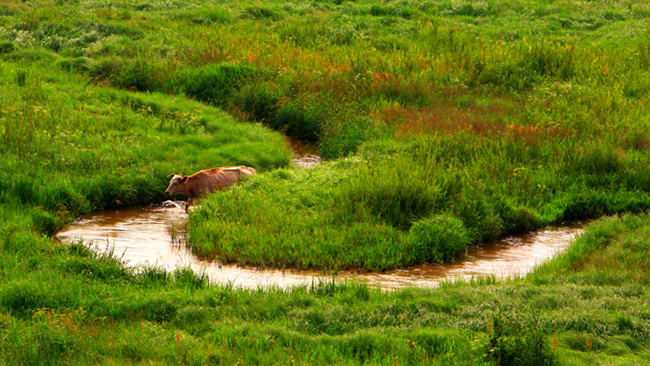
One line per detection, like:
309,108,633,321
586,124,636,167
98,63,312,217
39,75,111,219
2,214,650,364
190,134,650,270
0,59,290,231
3,0,648,157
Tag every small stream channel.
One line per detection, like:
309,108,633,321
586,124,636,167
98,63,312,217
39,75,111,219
55,203,583,290
55,142,584,290
286,138,321,168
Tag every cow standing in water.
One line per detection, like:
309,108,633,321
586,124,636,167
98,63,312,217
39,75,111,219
165,166,256,211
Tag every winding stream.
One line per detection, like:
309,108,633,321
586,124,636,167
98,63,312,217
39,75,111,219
55,203,583,290
55,141,583,289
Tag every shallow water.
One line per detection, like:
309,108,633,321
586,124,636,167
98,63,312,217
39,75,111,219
286,138,321,168
56,203,583,290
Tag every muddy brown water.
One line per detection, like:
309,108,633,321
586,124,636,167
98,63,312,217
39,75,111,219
56,203,584,290
286,138,321,168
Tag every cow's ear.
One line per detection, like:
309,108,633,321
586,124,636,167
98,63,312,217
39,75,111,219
167,174,175,179
181,176,188,183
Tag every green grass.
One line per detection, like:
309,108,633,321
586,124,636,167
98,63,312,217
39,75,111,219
4,0,648,157
2,213,650,365
0,58,291,231
1,0,650,364
189,134,650,270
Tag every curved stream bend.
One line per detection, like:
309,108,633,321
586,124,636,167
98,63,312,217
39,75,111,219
56,204,583,290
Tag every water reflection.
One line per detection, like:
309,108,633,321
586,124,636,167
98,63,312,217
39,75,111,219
351,225,582,288
56,204,583,290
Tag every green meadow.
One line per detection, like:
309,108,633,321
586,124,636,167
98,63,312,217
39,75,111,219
1,0,650,364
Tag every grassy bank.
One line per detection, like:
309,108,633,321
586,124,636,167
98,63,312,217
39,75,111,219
1,0,650,364
2,212,650,365
0,58,291,233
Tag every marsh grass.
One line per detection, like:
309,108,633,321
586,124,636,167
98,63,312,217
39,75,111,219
2,214,650,365
486,313,558,365
534,213,650,283
0,59,291,221
5,0,646,157
190,133,650,270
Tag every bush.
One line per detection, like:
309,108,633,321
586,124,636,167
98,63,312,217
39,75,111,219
0,41,16,54
272,99,324,142
485,314,558,366
406,214,472,263
170,63,256,108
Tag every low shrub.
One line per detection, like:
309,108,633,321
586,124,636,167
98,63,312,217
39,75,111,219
406,214,472,263
485,313,558,366
0,41,16,54
169,63,256,108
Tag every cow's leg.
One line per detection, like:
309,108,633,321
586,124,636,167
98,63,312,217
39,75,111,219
185,198,193,213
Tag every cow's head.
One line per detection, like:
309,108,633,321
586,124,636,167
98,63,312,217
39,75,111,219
165,174,188,196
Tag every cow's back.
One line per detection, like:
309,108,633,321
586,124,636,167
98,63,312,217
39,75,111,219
216,166,256,179
187,166,255,197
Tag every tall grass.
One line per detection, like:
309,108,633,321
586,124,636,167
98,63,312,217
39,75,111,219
190,133,650,270
3,0,647,157
3,211,650,365
0,58,291,232
533,213,650,283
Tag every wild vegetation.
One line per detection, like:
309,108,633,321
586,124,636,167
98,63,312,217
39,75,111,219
1,0,649,364
190,133,650,270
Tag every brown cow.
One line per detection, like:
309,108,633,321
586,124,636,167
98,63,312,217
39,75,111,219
165,166,256,211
